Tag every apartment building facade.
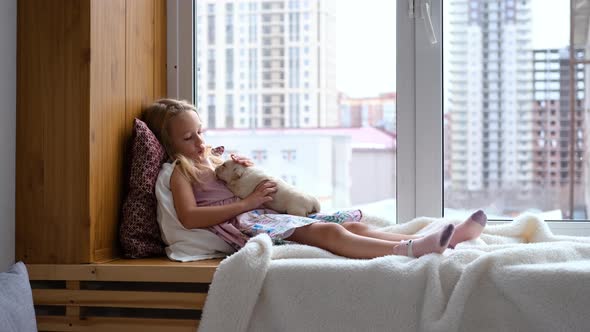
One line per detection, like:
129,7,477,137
446,0,534,212
532,48,586,214
338,92,396,133
195,0,338,129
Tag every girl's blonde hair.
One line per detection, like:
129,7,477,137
142,98,223,186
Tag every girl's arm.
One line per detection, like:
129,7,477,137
170,166,276,229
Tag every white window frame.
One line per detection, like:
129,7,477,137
410,0,590,235
396,0,419,224
168,0,194,102
169,0,589,235
397,0,443,223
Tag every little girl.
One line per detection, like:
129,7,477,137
145,98,487,260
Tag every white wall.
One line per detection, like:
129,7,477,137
350,149,396,205
0,0,16,272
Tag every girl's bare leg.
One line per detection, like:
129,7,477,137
340,222,421,242
286,223,399,259
286,222,455,259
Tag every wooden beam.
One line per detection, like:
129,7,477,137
65,281,81,317
33,289,206,310
37,316,199,332
27,258,222,283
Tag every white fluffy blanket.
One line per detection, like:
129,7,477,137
198,215,590,332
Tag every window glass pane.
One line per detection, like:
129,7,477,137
443,0,587,220
196,0,397,222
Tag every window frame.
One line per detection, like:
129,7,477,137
396,0,419,223
169,0,590,235
419,0,590,235
396,0,444,223
168,0,194,102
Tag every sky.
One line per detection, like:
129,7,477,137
530,0,570,49
334,0,396,98
335,0,570,99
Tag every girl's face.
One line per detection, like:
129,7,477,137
168,111,206,162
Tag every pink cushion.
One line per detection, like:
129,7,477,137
120,119,167,258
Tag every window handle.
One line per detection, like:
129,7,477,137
421,1,438,44
576,0,589,10
408,0,415,18
408,0,438,45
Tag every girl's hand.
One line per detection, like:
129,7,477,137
231,154,254,167
243,180,277,210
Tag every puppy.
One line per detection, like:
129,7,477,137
215,160,321,217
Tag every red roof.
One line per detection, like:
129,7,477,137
206,127,396,150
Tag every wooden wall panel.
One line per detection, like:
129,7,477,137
89,0,127,262
17,0,167,264
16,0,49,264
16,0,91,264
16,0,44,264
125,0,155,137
61,0,92,263
92,0,167,261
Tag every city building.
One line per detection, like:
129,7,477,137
532,48,586,215
444,113,452,190
446,0,534,212
338,92,396,133
195,0,338,129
